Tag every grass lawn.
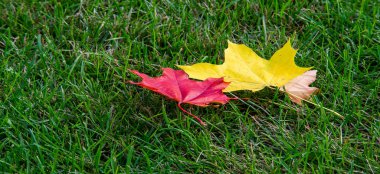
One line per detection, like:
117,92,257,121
1,0,379,173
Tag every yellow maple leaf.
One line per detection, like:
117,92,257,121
178,40,311,92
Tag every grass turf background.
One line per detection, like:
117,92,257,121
1,0,379,173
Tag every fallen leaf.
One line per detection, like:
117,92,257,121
178,40,311,92
178,41,311,92
129,68,230,126
280,70,319,105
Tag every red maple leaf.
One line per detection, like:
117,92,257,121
129,68,230,126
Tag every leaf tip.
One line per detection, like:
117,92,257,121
227,40,235,47
285,39,297,51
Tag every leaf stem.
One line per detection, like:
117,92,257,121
177,103,207,126
265,86,343,119
286,92,344,119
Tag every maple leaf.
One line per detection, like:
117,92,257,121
280,70,319,105
129,68,230,126
178,40,317,104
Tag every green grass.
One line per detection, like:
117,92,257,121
1,0,379,173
